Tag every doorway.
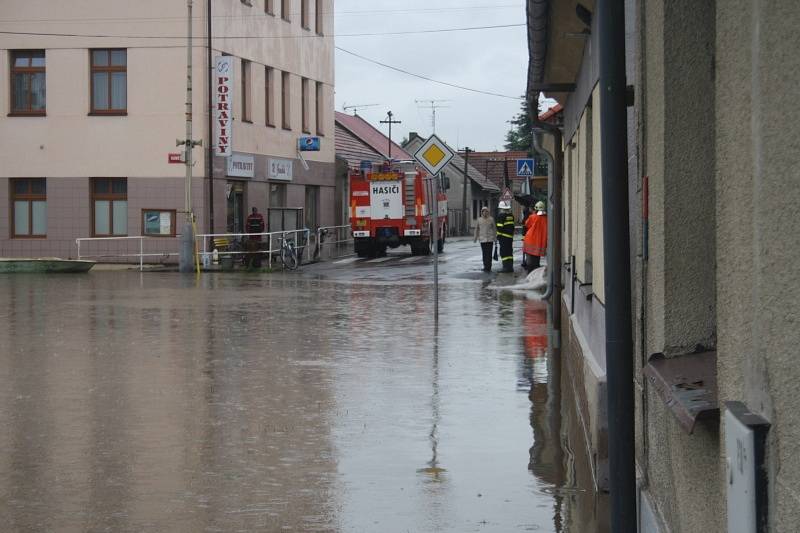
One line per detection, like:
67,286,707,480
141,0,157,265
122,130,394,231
226,181,245,233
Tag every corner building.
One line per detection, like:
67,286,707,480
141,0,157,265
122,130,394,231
0,0,335,259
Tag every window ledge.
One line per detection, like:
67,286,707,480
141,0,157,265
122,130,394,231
242,119,253,124
11,235,47,239
89,112,128,116
578,282,594,300
8,112,46,117
643,350,718,434
282,126,292,131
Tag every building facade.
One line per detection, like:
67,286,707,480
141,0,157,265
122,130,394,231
0,0,335,260
527,0,800,531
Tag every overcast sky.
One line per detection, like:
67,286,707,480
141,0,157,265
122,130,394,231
332,1,528,152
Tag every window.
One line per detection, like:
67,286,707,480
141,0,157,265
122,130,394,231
10,51,46,115
282,0,291,21
91,49,127,114
265,0,275,15
265,66,274,126
281,71,291,130
241,0,252,5
301,77,309,133
11,179,46,237
305,185,319,229
242,59,251,122
270,183,287,207
315,0,324,35
315,81,323,135
92,178,127,236
142,209,176,237
301,0,309,29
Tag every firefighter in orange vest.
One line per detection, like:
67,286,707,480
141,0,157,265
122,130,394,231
523,201,548,273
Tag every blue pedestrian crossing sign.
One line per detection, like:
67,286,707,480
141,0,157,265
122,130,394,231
516,158,534,177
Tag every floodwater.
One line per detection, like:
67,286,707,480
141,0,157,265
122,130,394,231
0,261,607,532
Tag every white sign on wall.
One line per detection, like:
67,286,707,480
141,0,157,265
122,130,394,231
268,158,293,181
215,56,234,156
227,153,255,178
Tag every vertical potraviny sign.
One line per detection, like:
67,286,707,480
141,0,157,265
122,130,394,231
215,56,234,156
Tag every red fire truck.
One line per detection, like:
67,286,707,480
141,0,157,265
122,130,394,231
350,160,449,257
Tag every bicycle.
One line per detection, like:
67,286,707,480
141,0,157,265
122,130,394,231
280,233,299,270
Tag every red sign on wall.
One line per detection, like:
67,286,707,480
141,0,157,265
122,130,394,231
168,152,183,164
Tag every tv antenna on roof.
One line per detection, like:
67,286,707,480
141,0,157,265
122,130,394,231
342,103,380,116
415,99,451,133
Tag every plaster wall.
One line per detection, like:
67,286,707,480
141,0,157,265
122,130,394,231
575,114,590,282
715,0,800,528
590,87,605,303
636,1,722,531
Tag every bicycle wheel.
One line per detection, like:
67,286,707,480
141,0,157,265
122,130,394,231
281,243,298,270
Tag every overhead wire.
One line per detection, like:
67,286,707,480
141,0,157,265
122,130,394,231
335,47,524,100
0,4,523,24
0,23,524,40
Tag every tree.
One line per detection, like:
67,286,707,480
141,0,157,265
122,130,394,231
504,96,533,154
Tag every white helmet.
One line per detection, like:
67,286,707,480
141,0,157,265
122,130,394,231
498,200,511,210
534,201,545,211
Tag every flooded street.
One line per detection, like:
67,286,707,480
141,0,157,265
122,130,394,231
0,240,606,532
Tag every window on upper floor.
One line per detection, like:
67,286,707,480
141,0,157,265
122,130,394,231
301,77,309,133
265,0,275,15
265,66,275,126
11,178,47,237
301,0,310,29
282,71,291,130
242,59,252,122
282,0,291,22
315,81,323,135
92,178,128,236
315,0,324,35
90,49,127,114
10,50,46,115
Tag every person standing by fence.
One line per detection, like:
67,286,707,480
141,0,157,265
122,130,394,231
245,207,266,268
474,207,497,272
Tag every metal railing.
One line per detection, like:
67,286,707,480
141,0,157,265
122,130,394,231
312,225,353,261
196,228,310,270
75,236,180,271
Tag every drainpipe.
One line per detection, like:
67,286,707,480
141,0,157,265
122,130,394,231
206,0,214,233
598,0,635,530
531,111,562,347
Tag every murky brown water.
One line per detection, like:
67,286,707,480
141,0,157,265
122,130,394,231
0,270,606,532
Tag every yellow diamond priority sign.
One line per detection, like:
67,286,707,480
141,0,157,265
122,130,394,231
413,134,454,176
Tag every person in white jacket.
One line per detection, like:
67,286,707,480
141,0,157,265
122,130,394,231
473,207,497,272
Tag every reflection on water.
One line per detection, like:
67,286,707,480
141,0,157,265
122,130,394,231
521,299,610,533
0,272,606,532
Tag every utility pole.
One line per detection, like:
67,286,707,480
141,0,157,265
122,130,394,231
206,0,213,234
178,0,203,273
379,111,402,159
415,99,450,133
461,147,472,235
